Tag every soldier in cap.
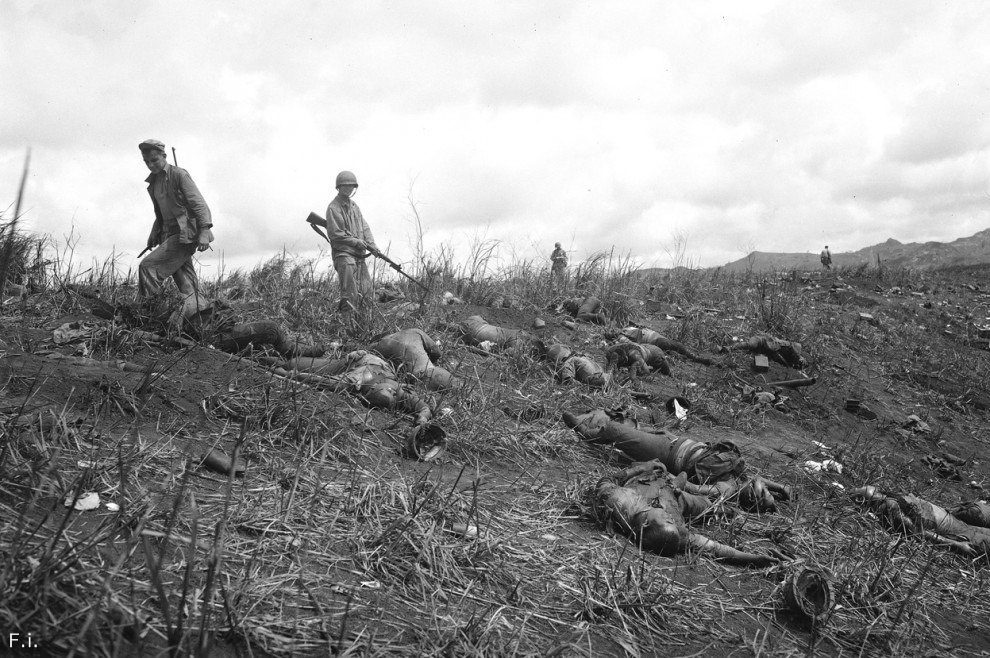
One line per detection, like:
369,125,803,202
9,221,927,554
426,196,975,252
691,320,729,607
325,170,379,312
137,139,213,299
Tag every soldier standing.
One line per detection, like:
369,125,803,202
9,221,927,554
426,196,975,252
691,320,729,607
820,245,832,270
326,170,379,312
550,242,568,287
137,139,213,299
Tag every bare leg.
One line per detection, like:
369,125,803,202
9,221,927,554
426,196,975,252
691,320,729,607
687,534,778,567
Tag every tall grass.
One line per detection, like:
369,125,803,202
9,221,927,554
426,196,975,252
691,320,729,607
3,194,990,656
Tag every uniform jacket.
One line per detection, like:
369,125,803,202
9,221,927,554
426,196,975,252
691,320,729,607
146,164,213,245
326,194,377,260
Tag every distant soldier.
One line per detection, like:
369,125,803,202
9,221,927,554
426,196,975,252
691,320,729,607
550,242,568,285
820,245,832,270
326,170,379,312
137,139,213,300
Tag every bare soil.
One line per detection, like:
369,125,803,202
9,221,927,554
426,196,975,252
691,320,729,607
2,267,989,656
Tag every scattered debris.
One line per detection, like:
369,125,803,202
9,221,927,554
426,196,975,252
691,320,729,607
405,424,447,462
446,523,481,539
198,448,246,476
665,396,690,420
64,491,100,511
925,454,963,481
903,415,931,433
52,321,104,345
844,399,877,420
780,566,833,623
803,460,843,474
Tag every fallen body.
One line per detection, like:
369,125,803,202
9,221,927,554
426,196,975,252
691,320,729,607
725,335,805,369
372,328,461,390
458,315,535,350
851,486,990,557
604,341,671,382
563,408,745,483
562,296,608,325
617,327,713,366
546,344,608,387
180,295,325,358
263,350,432,425
595,460,778,566
675,472,792,513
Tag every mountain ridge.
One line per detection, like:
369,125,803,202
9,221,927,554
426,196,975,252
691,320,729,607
716,227,990,273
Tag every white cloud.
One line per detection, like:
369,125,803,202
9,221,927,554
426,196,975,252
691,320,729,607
1,0,989,275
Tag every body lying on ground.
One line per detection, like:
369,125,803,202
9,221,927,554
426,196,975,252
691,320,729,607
179,294,325,358
546,344,608,387
458,315,534,350
595,460,778,566
950,500,990,528
562,296,608,324
604,341,671,382
725,335,805,369
261,350,432,425
851,486,990,557
617,327,713,365
372,328,461,390
674,471,792,513
563,408,745,484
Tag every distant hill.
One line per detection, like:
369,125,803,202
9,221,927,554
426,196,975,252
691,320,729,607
720,228,990,273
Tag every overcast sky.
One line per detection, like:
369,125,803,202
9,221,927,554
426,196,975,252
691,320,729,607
1,1,988,277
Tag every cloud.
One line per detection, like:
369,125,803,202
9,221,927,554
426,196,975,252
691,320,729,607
2,0,989,275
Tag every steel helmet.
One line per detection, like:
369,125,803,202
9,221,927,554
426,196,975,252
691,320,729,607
335,170,359,188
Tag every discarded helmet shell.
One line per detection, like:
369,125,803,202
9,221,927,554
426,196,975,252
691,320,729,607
782,566,833,623
405,423,447,462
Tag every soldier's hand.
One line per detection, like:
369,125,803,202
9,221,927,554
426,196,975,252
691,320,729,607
147,236,159,251
196,234,211,252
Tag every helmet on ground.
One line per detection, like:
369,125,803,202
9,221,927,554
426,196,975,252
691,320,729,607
335,170,359,188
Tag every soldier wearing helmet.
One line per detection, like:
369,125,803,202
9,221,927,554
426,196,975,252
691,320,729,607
326,170,379,312
550,242,567,288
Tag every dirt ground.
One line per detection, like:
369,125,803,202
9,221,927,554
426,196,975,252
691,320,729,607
2,268,989,656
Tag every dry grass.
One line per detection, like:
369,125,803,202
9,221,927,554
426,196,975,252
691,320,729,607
2,227,990,656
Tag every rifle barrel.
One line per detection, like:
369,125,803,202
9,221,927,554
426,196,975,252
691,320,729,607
304,211,429,290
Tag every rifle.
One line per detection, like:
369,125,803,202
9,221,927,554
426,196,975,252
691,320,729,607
138,246,151,258
305,212,429,291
